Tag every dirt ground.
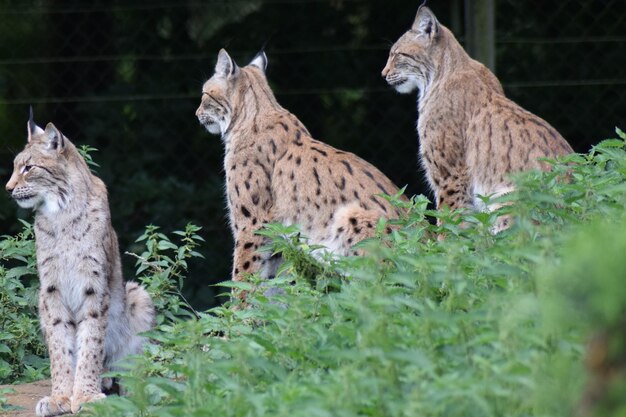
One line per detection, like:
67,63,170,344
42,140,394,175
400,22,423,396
0,379,50,417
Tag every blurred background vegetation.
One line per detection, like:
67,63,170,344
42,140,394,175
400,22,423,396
0,0,624,309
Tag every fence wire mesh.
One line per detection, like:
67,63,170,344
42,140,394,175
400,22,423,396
0,0,624,306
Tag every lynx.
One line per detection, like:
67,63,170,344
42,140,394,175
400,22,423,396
383,6,573,229
196,49,405,283
5,111,155,416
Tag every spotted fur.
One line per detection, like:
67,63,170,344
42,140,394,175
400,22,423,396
5,115,155,416
383,6,573,230
196,49,405,282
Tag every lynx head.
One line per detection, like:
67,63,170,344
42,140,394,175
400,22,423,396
5,109,75,213
195,49,268,136
382,5,443,95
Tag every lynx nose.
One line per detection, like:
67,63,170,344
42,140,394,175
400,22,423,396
5,175,18,194
381,65,390,78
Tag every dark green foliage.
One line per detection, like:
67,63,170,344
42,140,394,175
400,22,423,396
0,221,47,385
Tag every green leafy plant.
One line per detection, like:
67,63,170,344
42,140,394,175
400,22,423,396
0,220,47,384
78,144,101,171
129,223,205,324
0,387,19,412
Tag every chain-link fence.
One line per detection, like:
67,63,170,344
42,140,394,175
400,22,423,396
1,0,624,307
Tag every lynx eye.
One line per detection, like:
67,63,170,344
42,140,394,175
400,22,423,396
396,52,414,60
20,165,33,174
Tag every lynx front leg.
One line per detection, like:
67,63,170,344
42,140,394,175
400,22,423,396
230,229,274,306
433,176,473,229
70,289,109,413
232,230,271,281
36,288,75,417
436,183,472,214
433,174,472,241
435,182,472,241
228,157,274,284
420,130,472,226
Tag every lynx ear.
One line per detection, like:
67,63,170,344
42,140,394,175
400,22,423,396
26,105,44,143
249,51,268,73
412,6,439,40
215,48,239,77
43,122,65,153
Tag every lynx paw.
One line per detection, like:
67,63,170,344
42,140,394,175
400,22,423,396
101,376,113,391
70,392,106,413
102,376,123,396
35,395,71,416
491,214,513,234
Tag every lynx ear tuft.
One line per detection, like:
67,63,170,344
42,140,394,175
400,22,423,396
215,48,239,77
249,51,268,73
43,122,65,153
412,6,439,40
27,105,44,143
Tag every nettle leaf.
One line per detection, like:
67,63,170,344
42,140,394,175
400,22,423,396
596,138,625,149
216,280,254,291
5,266,34,279
157,240,178,251
0,360,12,379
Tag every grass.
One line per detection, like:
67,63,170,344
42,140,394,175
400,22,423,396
2,129,626,416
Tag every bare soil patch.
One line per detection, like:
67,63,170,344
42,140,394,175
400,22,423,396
0,380,50,417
